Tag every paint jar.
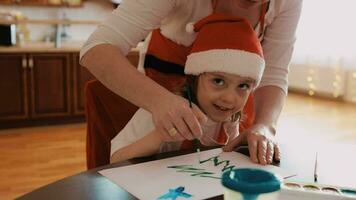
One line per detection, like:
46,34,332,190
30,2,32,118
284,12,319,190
221,168,281,200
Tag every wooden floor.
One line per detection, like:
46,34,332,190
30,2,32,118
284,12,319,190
0,92,355,200
0,123,87,200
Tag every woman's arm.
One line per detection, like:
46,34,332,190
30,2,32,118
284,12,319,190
82,45,204,141
223,0,303,165
81,0,205,141
257,0,303,94
81,0,205,143
82,44,170,119
247,86,284,163
110,129,163,163
80,0,177,57
80,0,177,111
245,0,303,164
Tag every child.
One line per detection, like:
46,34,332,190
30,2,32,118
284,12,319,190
110,14,265,163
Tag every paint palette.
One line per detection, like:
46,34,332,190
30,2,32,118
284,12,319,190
281,181,356,200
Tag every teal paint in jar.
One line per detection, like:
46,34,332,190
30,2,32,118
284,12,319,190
221,168,281,200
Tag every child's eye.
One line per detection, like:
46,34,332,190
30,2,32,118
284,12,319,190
212,78,225,86
238,83,250,90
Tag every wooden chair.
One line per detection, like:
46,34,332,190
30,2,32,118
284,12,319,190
84,80,138,169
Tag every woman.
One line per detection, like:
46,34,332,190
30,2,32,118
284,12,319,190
80,0,302,165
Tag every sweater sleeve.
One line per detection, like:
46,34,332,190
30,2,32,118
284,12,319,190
80,0,176,61
110,108,155,156
258,0,303,94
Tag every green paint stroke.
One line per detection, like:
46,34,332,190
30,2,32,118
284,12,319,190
167,155,235,179
199,156,235,172
167,165,221,179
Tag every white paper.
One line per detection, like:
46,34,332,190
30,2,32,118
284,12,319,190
99,148,295,200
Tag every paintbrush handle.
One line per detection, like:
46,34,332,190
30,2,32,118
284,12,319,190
314,152,318,182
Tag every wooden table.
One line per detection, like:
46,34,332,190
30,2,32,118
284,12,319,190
16,143,356,200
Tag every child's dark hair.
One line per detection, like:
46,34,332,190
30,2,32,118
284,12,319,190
184,75,199,106
183,75,241,123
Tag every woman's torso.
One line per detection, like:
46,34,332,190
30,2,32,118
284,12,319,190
158,0,273,47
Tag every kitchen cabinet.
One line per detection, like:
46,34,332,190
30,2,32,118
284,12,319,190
0,52,73,127
0,50,139,129
0,54,29,120
29,53,71,118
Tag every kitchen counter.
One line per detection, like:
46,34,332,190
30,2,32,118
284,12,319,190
0,41,85,53
0,42,140,53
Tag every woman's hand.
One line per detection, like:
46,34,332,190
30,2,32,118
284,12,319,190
151,93,207,142
223,124,280,165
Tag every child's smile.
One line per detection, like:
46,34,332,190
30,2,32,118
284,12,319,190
211,103,235,121
213,104,232,112
197,72,254,122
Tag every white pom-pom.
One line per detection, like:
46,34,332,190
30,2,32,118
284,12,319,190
185,22,195,34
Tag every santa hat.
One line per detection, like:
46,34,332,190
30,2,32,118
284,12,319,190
185,14,265,87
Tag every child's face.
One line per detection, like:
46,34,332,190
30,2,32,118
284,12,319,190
196,72,254,123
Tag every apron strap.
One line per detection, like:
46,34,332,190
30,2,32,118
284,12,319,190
259,0,267,34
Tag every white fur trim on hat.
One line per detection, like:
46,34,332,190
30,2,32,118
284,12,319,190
185,49,265,86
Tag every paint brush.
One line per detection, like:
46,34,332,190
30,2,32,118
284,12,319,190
314,152,318,182
186,85,201,163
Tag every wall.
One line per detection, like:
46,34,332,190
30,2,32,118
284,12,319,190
0,0,113,42
288,60,356,103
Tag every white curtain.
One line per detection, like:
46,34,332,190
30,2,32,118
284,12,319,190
293,0,356,65
289,0,356,102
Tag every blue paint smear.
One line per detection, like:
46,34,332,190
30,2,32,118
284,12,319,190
157,186,193,200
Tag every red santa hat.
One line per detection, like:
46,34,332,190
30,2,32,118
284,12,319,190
185,13,265,86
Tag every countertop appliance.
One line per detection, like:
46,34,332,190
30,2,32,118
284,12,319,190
0,24,17,46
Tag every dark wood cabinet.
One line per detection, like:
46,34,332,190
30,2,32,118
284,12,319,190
0,54,29,120
0,50,139,129
29,53,71,118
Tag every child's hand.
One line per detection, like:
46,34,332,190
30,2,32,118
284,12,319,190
151,93,207,142
223,124,280,165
